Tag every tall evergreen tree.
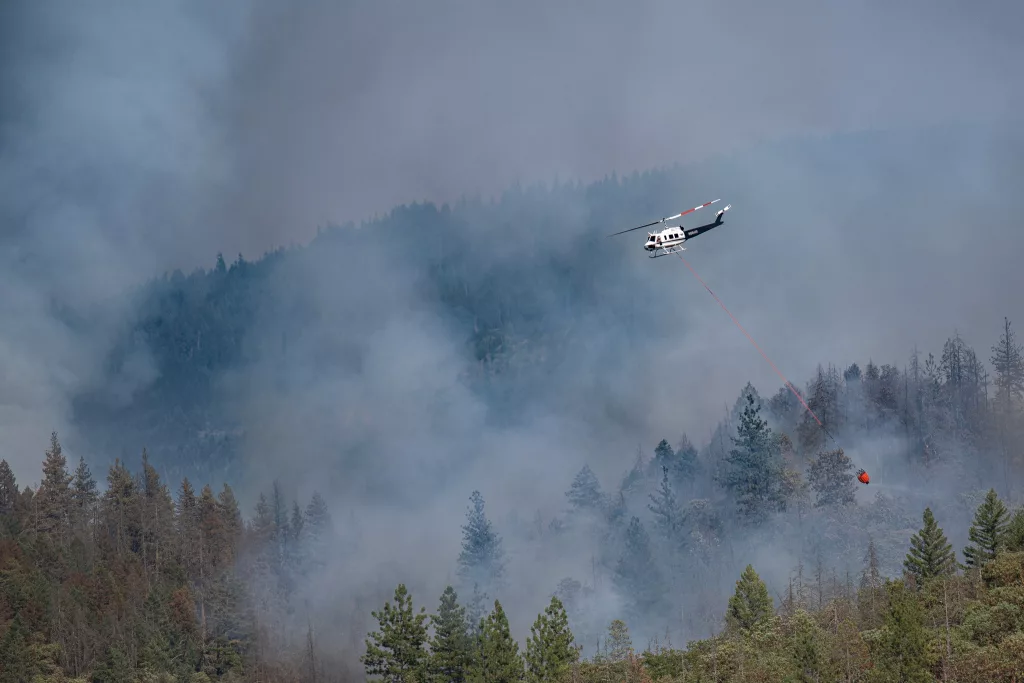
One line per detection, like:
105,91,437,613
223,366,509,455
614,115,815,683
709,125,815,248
721,392,787,523
807,448,856,508
991,317,1024,496
37,431,73,545
428,586,473,683
873,580,930,682
467,600,524,683
457,491,506,590
613,516,663,623
70,455,98,532
361,583,430,683
647,467,687,553
138,449,175,577
991,316,1024,408
524,596,579,682
797,365,842,454
605,619,632,662
0,459,17,515
465,583,489,638
963,488,1009,569
1004,507,1024,552
101,459,140,559
565,465,605,514
904,507,956,582
726,564,773,633
218,483,244,556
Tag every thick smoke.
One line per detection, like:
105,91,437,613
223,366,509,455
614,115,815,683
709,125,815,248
3,0,1024,666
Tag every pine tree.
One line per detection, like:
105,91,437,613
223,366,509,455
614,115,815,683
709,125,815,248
1005,507,1024,552
37,431,73,545
361,583,430,682
726,564,773,633
605,619,632,662
647,467,687,553
788,609,828,683
70,455,98,530
428,586,473,683
565,465,605,513
721,392,787,523
0,613,32,682
798,365,842,454
468,600,524,683
101,459,140,559
874,580,930,682
991,316,1024,407
904,507,956,582
177,478,200,589
652,439,675,468
963,488,1009,569
138,449,176,577
218,484,244,556
465,583,489,638
613,517,663,622
0,459,17,515
457,491,506,590
807,448,856,508
673,434,700,484
524,596,579,682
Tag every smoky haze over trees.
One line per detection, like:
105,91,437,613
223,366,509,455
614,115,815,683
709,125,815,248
3,0,1024,680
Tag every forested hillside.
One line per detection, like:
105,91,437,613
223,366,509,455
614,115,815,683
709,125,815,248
3,128,1022,679
5,286,1024,679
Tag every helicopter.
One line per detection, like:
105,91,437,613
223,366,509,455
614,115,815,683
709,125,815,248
609,198,731,258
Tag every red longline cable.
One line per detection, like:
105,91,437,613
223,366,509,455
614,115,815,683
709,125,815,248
673,251,838,446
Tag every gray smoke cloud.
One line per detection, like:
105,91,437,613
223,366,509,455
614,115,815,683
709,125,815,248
3,0,1024,665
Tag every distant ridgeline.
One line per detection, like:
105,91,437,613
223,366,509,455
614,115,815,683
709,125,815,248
70,160,706,483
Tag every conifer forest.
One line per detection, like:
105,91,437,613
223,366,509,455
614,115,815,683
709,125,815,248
4,2,1024,682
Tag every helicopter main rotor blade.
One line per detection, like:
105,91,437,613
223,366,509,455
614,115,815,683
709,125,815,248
607,198,721,237
607,219,664,237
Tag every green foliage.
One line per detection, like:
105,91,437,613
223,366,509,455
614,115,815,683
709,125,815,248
807,447,856,508
904,507,957,582
524,596,579,682
721,392,787,523
991,316,1024,406
871,579,933,682
964,488,1009,569
0,460,16,515
361,583,431,682
566,465,605,515
726,564,773,633
457,491,506,591
605,619,632,662
646,467,687,554
787,609,830,682
428,586,472,683
1004,507,1024,552
0,613,32,683
467,600,524,683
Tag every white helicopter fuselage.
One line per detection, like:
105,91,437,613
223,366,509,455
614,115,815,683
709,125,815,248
644,227,688,252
